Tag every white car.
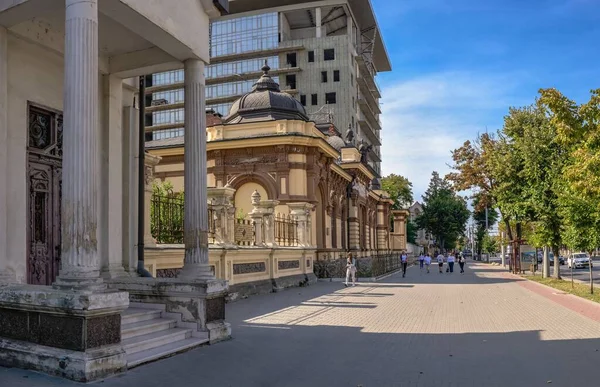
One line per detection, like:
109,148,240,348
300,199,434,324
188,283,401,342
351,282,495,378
567,252,592,269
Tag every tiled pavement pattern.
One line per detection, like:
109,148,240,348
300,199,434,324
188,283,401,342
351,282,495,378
3,263,600,387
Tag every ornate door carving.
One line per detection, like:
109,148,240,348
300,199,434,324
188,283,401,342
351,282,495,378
26,105,62,285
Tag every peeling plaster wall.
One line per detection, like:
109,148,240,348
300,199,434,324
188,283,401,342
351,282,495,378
6,34,64,283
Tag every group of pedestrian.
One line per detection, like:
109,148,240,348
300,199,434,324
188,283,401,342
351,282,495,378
418,251,466,274
343,250,467,286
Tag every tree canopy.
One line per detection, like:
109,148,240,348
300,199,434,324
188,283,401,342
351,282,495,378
381,174,413,210
416,172,470,251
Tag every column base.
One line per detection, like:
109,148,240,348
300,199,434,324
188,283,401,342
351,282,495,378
0,284,129,381
178,264,215,281
0,339,126,382
101,264,129,280
0,269,16,284
53,276,107,292
107,277,230,342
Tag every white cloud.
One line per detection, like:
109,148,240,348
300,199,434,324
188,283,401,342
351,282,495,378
379,71,518,201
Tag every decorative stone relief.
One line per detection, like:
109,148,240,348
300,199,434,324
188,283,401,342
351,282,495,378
233,262,266,275
278,260,300,270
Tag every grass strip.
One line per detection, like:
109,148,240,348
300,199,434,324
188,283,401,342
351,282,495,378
525,274,600,303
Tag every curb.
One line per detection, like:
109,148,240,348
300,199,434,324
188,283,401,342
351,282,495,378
519,274,600,309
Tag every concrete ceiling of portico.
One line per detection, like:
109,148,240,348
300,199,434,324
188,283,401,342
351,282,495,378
15,10,155,57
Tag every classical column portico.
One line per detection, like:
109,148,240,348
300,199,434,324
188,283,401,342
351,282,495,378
54,0,103,290
179,59,213,280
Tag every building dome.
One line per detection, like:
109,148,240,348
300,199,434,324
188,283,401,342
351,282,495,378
224,63,309,124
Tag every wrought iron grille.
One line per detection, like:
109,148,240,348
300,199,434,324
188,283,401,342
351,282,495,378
274,213,298,247
151,194,216,245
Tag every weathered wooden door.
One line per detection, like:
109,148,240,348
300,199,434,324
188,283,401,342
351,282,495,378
26,105,62,286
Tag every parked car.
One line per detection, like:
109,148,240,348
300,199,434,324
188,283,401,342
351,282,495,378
567,252,591,269
537,252,564,265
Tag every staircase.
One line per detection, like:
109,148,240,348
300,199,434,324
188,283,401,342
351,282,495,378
121,303,209,368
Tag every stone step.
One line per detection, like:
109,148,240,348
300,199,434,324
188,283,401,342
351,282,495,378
121,318,177,340
122,327,192,355
127,336,209,369
121,308,162,326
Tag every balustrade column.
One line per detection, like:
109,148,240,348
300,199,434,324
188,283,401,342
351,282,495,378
54,0,103,289
179,59,213,280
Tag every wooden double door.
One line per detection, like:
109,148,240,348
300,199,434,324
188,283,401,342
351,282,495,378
26,105,63,286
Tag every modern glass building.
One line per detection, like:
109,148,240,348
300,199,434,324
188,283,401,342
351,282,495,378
144,1,390,176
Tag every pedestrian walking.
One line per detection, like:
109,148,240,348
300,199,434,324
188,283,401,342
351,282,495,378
447,252,455,273
437,253,444,273
344,253,356,287
401,251,408,278
419,254,425,270
424,253,431,273
458,254,466,273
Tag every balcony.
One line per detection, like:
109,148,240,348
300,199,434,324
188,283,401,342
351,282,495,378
358,118,381,147
356,55,381,99
358,98,382,132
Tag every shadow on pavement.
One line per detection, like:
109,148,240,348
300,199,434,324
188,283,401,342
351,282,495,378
5,327,599,387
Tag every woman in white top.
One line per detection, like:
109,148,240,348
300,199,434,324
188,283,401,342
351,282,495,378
447,252,456,273
424,254,432,273
344,253,356,287
437,253,444,273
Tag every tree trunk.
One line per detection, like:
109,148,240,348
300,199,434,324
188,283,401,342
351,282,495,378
589,250,594,294
503,217,514,243
543,246,550,278
552,246,561,279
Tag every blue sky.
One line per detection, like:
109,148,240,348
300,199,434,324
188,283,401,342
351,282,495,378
374,0,600,201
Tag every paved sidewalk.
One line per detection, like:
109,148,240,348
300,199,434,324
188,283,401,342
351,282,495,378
2,263,600,386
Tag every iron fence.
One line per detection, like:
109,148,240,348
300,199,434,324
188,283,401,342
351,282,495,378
274,213,298,247
151,194,216,245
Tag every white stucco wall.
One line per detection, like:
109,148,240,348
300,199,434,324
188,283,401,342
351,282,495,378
6,34,64,282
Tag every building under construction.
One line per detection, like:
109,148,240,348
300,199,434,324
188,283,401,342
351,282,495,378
143,0,390,176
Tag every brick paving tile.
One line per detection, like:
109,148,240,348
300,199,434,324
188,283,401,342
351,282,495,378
2,262,600,387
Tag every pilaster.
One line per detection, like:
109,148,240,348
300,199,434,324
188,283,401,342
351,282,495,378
179,59,213,280
100,74,128,279
54,0,103,290
0,26,13,283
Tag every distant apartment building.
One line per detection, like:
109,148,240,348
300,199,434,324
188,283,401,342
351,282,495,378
144,0,390,176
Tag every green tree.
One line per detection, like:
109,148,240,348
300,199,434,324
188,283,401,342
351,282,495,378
416,172,470,251
447,133,515,241
539,88,600,289
481,233,498,254
503,103,566,279
472,194,498,257
406,220,418,244
381,174,413,209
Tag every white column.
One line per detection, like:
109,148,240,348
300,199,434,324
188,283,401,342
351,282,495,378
178,59,213,280
0,26,13,283
316,7,322,38
123,105,139,273
347,15,353,46
100,75,127,278
54,0,103,289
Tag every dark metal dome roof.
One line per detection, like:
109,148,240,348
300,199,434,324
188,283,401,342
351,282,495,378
224,63,309,124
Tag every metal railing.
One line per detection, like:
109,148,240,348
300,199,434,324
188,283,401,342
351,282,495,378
150,194,216,244
274,213,298,247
